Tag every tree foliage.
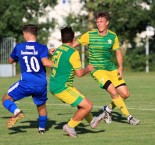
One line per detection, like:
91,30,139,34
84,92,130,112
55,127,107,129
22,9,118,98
70,0,155,71
0,0,57,43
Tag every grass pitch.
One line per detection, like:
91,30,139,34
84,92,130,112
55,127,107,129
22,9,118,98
0,72,155,145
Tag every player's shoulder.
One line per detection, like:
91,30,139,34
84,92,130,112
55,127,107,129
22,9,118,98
14,42,26,48
58,44,76,52
16,42,46,46
34,42,47,48
108,29,117,36
88,29,98,34
81,29,98,35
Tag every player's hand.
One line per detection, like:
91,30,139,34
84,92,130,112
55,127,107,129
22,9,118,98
86,64,95,72
49,48,56,55
117,67,123,80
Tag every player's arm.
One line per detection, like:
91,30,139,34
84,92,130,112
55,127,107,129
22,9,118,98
116,49,123,79
113,35,123,79
8,45,18,64
75,64,93,77
41,58,53,68
49,48,56,55
70,50,93,77
72,39,80,48
72,32,89,48
40,45,53,68
8,57,16,64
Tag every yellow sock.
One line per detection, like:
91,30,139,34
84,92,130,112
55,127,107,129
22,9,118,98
68,118,81,128
112,96,130,117
85,113,93,124
109,101,116,110
110,97,126,110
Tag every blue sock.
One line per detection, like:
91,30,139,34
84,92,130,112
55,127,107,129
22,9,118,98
3,100,18,114
38,115,47,129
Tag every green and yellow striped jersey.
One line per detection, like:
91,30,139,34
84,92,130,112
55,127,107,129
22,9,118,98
49,44,82,94
78,29,119,71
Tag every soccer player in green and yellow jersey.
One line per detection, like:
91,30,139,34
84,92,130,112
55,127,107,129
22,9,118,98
72,11,140,125
49,26,106,137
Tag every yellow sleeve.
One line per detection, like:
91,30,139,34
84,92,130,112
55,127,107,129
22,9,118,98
69,50,82,70
112,35,120,51
77,32,89,46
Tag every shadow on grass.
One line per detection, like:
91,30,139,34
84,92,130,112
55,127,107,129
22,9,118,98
3,118,56,134
54,121,105,136
91,109,128,124
77,124,105,135
2,109,128,135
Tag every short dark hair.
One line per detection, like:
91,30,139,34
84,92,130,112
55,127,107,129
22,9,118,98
95,11,110,21
61,26,74,43
23,24,38,36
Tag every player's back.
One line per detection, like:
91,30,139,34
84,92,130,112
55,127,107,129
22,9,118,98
11,42,48,86
50,44,76,94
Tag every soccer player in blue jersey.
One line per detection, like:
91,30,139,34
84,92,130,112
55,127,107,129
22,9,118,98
2,24,53,133
72,11,140,125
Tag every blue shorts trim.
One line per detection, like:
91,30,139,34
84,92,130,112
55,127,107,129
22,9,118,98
8,81,48,106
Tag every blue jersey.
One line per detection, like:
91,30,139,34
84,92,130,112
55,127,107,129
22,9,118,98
10,42,48,87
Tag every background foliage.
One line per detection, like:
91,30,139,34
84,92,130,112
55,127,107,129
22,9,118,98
0,0,155,71
71,0,155,71
0,0,57,43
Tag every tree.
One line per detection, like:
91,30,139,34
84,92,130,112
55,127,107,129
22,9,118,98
72,0,155,71
0,0,57,43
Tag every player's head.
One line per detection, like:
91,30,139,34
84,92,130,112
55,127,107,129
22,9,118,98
95,11,110,21
61,26,74,43
95,11,110,32
22,24,38,41
23,24,38,36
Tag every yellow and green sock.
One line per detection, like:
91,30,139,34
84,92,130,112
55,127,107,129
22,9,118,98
68,118,81,128
112,96,130,117
85,112,93,124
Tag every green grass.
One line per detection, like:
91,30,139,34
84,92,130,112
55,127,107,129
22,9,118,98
0,72,155,145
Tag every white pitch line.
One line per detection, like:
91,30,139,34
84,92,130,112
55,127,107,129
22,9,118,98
46,103,155,111
6,101,155,112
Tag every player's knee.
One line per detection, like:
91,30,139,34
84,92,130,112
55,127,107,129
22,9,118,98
111,92,119,99
88,101,93,111
121,92,130,99
117,85,130,99
119,89,130,99
87,101,93,112
105,82,119,99
84,99,93,112
2,93,10,104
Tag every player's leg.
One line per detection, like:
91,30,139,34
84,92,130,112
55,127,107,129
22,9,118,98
71,97,93,122
91,70,113,123
102,70,127,123
106,83,131,118
33,86,48,134
76,91,106,128
92,70,138,124
37,103,47,134
107,85,129,116
116,85,139,125
104,70,140,125
54,87,93,137
2,93,20,115
2,82,25,128
76,97,106,129
116,85,130,99
104,86,129,123
106,70,128,110
64,98,93,137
